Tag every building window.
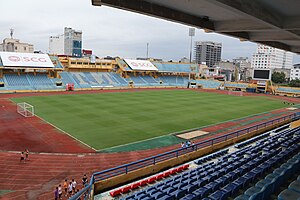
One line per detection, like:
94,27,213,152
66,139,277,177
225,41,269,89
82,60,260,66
15,46,17,50
24,47,26,51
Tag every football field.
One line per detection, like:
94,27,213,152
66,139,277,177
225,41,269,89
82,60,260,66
12,90,287,150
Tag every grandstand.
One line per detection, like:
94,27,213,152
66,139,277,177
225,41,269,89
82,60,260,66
1,54,300,97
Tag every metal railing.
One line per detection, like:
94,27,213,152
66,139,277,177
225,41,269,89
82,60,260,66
70,112,299,200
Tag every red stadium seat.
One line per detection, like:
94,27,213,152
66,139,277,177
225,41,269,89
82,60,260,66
109,189,122,197
121,185,131,193
170,168,177,175
139,179,148,186
183,164,190,170
176,166,184,172
156,174,164,180
163,171,171,178
130,182,140,190
147,176,157,184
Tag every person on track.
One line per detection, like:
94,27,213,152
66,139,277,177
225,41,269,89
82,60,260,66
25,149,29,161
20,152,25,163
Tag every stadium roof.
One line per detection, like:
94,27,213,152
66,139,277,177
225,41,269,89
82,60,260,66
92,0,300,54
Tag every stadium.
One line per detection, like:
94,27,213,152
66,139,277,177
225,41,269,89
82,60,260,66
1,1,300,200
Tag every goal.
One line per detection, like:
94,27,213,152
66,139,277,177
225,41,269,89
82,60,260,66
17,102,34,117
228,90,243,96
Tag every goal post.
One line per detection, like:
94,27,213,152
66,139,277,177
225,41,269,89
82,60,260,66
17,102,34,117
228,90,243,96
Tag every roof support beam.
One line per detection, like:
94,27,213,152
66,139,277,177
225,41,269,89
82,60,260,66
93,0,215,30
214,20,272,33
211,0,300,40
283,16,300,31
210,0,284,29
249,32,298,42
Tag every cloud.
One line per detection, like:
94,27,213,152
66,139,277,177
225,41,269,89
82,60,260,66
0,0,299,63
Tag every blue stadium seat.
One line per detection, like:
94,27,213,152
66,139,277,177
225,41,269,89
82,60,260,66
221,182,240,197
278,189,300,200
180,194,197,200
208,190,229,200
288,180,300,193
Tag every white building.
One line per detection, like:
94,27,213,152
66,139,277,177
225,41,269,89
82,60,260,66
0,38,34,53
251,44,293,69
49,35,64,55
290,64,300,80
49,27,82,57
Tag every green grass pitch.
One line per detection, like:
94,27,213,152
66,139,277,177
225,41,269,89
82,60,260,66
12,90,287,150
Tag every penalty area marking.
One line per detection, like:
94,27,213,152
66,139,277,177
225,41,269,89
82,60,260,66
36,116,97,151
9,100,97,151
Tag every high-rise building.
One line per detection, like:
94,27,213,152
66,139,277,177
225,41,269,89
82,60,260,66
0,38,34,53
49,27,82,57
251,44,293,69
194,41,222,67
49,35,64,55
64,27,82,57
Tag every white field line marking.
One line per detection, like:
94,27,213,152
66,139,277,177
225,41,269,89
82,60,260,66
9,99,97,151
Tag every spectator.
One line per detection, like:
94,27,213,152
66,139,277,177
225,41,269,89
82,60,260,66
72,179,77,193
187,140,191,147
58,184,62,199
63,179,68,197
54,187,58,200
82,174,88,186
68,182,73,197
181,142,185,148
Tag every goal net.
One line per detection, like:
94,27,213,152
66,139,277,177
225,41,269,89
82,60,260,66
17,102,34,117
228,90,243,96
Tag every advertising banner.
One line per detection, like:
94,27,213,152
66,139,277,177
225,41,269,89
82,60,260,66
0,52,54,68
124,59,157,71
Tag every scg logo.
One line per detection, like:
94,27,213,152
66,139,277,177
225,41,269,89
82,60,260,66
8,56,47,62
130,62,151,67
8,56,20,62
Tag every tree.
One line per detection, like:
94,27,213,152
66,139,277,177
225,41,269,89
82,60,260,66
289,79,300,87
271,72,285,83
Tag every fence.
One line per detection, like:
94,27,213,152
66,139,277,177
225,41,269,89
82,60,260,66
70,112,300,200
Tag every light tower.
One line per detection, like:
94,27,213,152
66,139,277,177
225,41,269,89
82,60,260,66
188,28,195,63
188,28,195,82
10,28,14,39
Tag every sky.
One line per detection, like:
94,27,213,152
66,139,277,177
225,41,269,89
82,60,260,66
1,0,300,63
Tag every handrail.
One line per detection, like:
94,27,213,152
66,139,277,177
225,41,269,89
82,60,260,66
70,112,300,200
